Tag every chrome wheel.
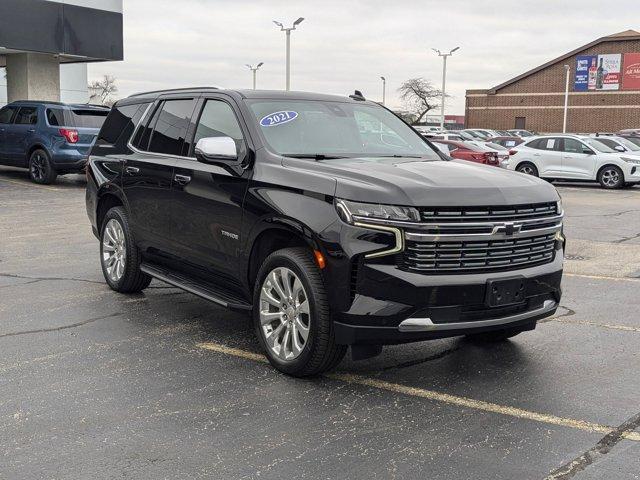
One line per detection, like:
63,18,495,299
601,168,621,188
518,164,536,176
30,153,46,181
102,219,127,282
259,267,310,361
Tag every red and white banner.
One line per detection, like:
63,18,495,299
622,53,640,90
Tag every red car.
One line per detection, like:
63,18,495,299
431,140,500,166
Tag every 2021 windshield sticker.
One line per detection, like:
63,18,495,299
260,111,298,127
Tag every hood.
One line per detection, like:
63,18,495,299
284,157,560,206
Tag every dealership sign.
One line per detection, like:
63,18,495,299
575,53,639,91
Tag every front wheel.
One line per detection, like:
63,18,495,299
29,149,57,184
598,166,624,189
253,247,346,377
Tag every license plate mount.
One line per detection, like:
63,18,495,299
485,277,527,307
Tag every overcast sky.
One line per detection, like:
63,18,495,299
90,0,639,114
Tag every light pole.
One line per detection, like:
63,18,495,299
380,76,386,105
432,46,460,130
245,62,264,90
273,17,304,91
563,64,570,133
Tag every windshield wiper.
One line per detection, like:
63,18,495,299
376,154,424,158
282,153,348,160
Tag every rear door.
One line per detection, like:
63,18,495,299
560,138,597,179
5,106,39,166
529,137,563,177
170,95,251,282
0,106,19,162
66,108,110,154
122,97,197,256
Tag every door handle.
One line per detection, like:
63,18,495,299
533,153,541,156
125,166,140,174
174,174,191,185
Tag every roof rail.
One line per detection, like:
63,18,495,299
129,86,220,98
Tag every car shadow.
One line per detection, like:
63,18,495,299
0,166,86,189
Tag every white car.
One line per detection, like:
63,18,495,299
591,136,640,156
505,135,640,189
414,125,444,134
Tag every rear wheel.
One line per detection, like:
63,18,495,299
598,165,624,189
100,206,151,293
516,162,538,177
29,149,57,185
253,247,346,377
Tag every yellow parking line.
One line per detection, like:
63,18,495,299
564,273,640,283
552,318,640,333
196,342,640,442
0,177,61,191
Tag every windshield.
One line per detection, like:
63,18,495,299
70,109,109,129
584,138,616,153
247,100,439,160
617,137,640,151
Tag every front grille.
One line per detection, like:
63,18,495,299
399,233,557,274
419,202,558,223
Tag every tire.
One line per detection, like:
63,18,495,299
516,162,538,177
598,165,624,189
253,247,347,377
465,322,535,343
99,206,151,293
29,149,57,185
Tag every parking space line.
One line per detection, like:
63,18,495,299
564,273,640,283
551,318,640,333
0,177,61,191
196,342,640,442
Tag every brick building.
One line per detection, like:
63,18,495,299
465,30,640,133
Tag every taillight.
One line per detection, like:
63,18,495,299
509,149,518,155
59,128,79,143
483,152,499,164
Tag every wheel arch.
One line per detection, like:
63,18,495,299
96,189,127,232
597,163,625,182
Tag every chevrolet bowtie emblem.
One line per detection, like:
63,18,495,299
493,222,523,235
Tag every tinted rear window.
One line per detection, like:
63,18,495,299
46,108,67,126
96,103,149,146
70,109,109,128
147,99,196,156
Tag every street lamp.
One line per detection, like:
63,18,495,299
432,46,460,130
245,62,264,90
273,17,305,91
380,76,386,105
563,64,570,133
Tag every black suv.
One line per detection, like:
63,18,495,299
86,88,564,376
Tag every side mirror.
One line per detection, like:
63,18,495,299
194,136,238,163
582,149,594,155
614,145,625,152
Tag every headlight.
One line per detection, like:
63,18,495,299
335,199,420,224
621,157,640,165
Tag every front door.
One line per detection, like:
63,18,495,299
122,97,197,257
560,138,597,179
171,96,251,283
5,106,38,166
0,106,19,162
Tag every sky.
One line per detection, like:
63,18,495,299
90,0,640,115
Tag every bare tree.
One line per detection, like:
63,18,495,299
88,75,118,106
397,78,443,125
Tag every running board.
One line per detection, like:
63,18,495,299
140,263,252,311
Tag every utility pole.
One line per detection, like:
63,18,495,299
563,64,570,133
273,17,305,91
245,62,264,90
432,47,460,129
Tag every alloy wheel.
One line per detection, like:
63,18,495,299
519,165,536,176
30,153,46,181
601,168,620,187
102,219,127,282
259,267,310,361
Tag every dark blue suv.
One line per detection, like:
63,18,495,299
0,101,110,184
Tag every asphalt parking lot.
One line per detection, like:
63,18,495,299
1,167,639,480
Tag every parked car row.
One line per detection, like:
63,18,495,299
0,100,109,184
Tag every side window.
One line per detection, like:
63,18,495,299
147,99,196,156
192,99,245,155
96,103,148,146
132,103,162,151
0,106,18,124
546,138,560,151
15,107,38,125
562,138,584,153
526,139,542,150
46,108,66,126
